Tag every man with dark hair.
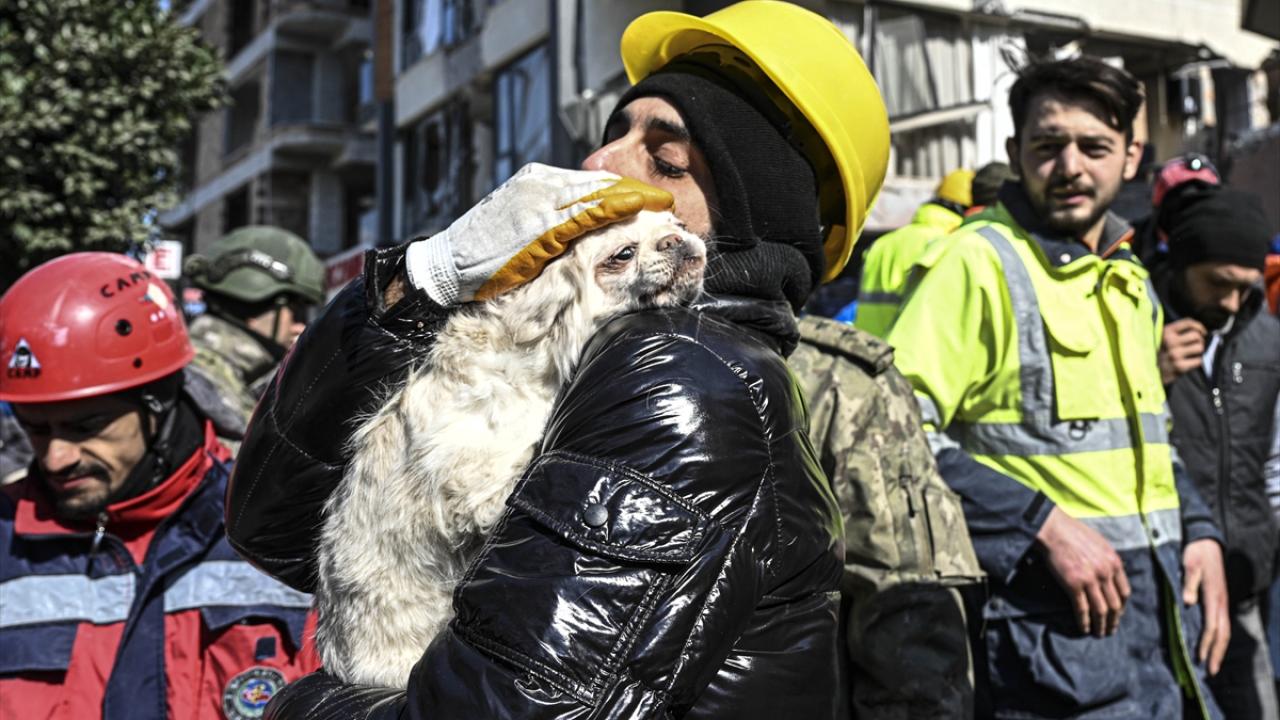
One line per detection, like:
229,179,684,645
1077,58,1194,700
1154,187,1280,720
224,3,981,718
887,55,1229,718
969,161,1016,212
0,253,318,719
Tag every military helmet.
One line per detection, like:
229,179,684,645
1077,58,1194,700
186,226,325,306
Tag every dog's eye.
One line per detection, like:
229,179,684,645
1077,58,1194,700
611,246,637,263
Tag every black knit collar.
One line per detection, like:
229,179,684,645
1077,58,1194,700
691,294,799,357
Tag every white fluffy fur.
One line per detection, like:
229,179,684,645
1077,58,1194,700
315,210,706,687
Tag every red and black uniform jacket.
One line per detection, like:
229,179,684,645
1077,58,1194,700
0,422,320,720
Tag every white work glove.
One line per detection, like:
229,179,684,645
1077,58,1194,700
405,162,674,306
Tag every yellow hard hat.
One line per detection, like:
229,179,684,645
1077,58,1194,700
621,0,890,283
936,169,976,209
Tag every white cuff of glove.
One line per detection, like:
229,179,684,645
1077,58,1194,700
405,233,463,307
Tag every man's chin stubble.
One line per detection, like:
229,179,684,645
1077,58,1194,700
54,489,110,521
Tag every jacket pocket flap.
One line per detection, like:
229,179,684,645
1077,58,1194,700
510,452,712,566
200,605,310,652
1040,301,1100,356
0,624,76,674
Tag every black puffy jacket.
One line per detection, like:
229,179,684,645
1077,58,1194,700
1158,272,1280,601
227,248,850,719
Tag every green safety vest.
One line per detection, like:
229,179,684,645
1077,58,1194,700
887,204,1212,713
854,202,962,338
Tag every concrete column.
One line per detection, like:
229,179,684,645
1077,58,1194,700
310,171,345,254
314,52,347,125
972,26,1023,165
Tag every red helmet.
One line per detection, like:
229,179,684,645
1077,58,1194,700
1152,154,1220,208
0,252,194,403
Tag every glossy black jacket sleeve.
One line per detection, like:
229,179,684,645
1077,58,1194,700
264,672,405,720
388,309,845,719
225,244,448,591
262,310,846,719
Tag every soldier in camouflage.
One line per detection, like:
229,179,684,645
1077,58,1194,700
791,314,984,719
184,227,325,425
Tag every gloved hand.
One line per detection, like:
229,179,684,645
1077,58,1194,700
405,162,674,305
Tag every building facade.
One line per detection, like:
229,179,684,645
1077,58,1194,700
161,0,379,266
376,0,1275,250
169,0,1271,289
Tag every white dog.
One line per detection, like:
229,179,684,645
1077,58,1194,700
315,210,707,687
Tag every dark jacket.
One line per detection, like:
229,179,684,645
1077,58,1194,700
0,421,316,720
1157,267,1280,601
228,248,850,719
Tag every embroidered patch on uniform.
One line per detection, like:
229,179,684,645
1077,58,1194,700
6,338,41,379
222,666,286,720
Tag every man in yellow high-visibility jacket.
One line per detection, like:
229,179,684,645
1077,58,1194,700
888,56,1230,719
854,169,972,338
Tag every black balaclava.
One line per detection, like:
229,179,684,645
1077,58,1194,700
609,61,823,313
1166,187,1272,272
1164,187,1273,331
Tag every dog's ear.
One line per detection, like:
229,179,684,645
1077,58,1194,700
499,250,588,346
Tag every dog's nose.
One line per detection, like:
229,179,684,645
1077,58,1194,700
657,234,684,251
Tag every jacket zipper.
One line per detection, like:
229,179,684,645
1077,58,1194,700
89,510,108,556
1211,344,1230,547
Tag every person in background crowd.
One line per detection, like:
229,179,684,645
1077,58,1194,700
887,56,1228,718
789,316,983,716
1132,153,1222,265
226,2,982,717
967,161,1017,215
184,226,325,424
1153,186,1280,720
1264,235,1280,315
854,168,974,338
0,253,318,720
0,402,32,485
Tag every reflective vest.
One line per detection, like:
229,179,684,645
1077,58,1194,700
887,202,1214,716
854,202,963,338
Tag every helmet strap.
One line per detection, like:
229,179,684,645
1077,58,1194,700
269,298,287,350
108,376,199,505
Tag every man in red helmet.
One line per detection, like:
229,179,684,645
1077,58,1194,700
0,253,320,720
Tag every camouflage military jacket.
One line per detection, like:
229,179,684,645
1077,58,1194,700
188,313,278,426
790,315,982,719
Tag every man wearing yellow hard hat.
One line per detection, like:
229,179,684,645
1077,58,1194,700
229,3,977,718
854,168,975,338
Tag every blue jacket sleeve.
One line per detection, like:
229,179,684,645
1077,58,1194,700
934,446,1054,584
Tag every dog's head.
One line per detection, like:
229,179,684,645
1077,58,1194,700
488,209,705,378
572,209,706,314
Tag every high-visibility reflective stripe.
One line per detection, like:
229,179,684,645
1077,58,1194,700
971,225,1169,456
917,394,942,427
856,290,902,305
1080,508,1181,552
953,411,1170,457
917,395,963,455
0,573,133,629
976,226,1055,423
164,560,312,613
0,561,311,630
